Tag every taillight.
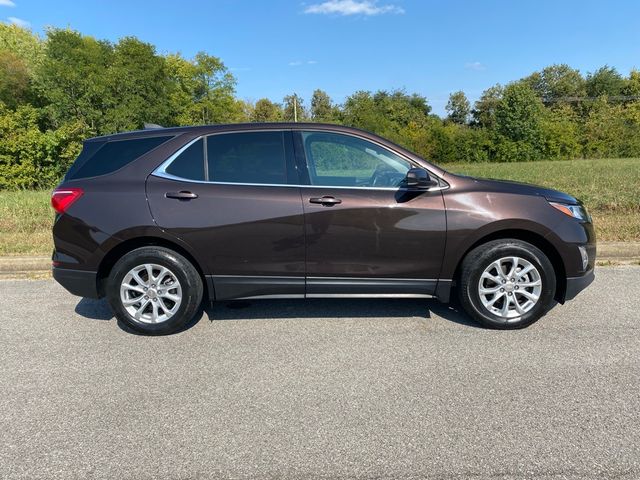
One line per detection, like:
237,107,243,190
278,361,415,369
51,188,84,214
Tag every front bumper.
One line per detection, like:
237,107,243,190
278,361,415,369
52,267,99,298
564,268,595,302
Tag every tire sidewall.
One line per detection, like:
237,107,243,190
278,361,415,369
463,241,556,329
107,248,202,335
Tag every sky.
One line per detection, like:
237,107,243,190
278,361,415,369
2,0,640,116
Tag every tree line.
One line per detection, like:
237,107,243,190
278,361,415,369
1,24,639,189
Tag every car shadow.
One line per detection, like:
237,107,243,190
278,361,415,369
204,298,480,328
74,297,113,321
74,297,481,332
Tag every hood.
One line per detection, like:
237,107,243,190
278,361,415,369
455,174,579,204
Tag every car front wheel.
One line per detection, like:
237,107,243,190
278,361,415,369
106,246,203,335
458,239,556,329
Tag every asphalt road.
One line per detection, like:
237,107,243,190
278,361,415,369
0,267,639,480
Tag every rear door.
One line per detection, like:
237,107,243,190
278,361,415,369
295,130,446,296
146,130,306,300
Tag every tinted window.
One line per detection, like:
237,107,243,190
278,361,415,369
165,139,205,181
302,132,411,188
207,132,287,184
70,136,173,180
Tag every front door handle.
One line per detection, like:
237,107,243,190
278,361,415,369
165,191,198,200
309,196,342,206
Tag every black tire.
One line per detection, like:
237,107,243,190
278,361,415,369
106,246,203,335
458,239,556,329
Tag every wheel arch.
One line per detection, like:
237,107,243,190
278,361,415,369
451,229,567,303
96,236,209,300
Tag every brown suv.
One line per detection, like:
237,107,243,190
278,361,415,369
51,123,595,334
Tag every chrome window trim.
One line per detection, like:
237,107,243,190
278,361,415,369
152,131,449,192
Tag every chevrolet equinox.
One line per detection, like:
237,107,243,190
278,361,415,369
51,123,596,334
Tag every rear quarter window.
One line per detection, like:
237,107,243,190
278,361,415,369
66,135,173,180
164,139,205,181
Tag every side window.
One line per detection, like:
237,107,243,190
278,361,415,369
207,131,287,185
165,139,205,181
302,131,411,188
69,135,174,180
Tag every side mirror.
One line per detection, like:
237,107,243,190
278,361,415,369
405,167,437,189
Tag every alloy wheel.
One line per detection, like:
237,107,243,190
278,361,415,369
478,256,542,320
119,263,182,324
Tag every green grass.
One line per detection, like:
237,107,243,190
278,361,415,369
0,190,53,255
0,158,638,255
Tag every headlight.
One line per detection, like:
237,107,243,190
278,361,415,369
548,201,591,222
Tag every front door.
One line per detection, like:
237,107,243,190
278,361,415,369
295,130,446,296
147,130,305,300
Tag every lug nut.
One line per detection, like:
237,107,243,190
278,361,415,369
144,295,148,299
143,287,148,291
510,278,515,282
508,292,512,296
515,286,519,290
500,288,505,292
502,280,506,284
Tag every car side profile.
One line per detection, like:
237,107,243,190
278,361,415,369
51,123,596,334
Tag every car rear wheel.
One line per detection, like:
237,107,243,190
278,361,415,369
106,246,203,335
458,239,556,329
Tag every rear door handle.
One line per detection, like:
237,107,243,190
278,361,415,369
309,196,342,206
165,191,198,200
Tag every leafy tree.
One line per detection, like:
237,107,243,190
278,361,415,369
540,104,581,159
494,83,546,160
283,93,306,122
102,37,172,132
252,98,282,122
623,69,640,97
166,52,241,126
0,50,31,108
0,23,44,72
446,90,470,124
495,83,545,143
0,104,83,189
586,66,626,98
342,89,431,146
583,98,626,157
36,28,112,132
523,64,586,103
472,84,503,128
310,89,338,122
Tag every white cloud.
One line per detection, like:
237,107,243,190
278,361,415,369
7,16,30,27
465,61,486,71
304,0,404,16
289,60,319,66
0,0,16,7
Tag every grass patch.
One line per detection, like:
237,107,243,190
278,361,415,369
0,190,53,256
0,158,638,255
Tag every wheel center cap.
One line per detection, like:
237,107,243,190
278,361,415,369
504,283,515,292
147,289,157,299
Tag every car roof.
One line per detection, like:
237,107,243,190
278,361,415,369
87,122,381,142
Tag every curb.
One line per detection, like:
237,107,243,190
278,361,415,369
0,243,638,279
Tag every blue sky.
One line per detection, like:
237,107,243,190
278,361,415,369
2,0,639,115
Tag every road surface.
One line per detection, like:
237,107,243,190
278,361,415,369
0,266,639,479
